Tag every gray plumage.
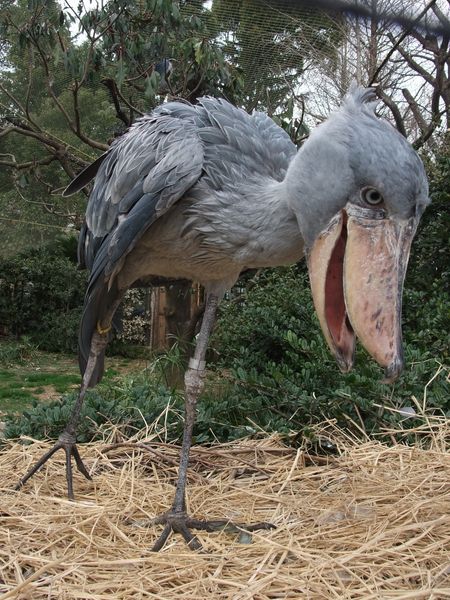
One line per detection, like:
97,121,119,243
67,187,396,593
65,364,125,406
70,87,428,384
18,86,429,545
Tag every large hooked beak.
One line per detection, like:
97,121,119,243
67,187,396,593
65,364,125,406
308,204,417,383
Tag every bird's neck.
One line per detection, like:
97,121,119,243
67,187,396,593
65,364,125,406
283,135,352,248
240,178,305,268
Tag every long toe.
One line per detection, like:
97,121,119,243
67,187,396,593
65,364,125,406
15,437,91,500
148,511,275,552
15,442,64,491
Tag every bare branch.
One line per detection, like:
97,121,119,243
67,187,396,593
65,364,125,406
24,28,108,151
0,154,57,170
0,83,26,116
101,78,133,126
412,109,447,149
369,0,439,86
0,124,62,152
12,180,78,219
376,88,408,138
0,122,89,182
402,88,430,135
432,4,450,32
392,36,437,86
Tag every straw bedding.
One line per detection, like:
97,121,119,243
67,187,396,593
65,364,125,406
1,421,449,599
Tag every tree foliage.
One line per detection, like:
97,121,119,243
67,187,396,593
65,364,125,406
210,0,340,115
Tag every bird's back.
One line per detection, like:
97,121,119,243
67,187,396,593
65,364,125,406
78,97,297,285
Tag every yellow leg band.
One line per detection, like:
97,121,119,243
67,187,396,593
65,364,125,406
96,321,112,335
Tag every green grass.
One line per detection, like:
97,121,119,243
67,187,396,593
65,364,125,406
0,367,79,413
23,373,80,387
0,340,145,415
0,338,81,414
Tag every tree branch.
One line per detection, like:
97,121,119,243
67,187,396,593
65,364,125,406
412,110,446,149
0,154,57,170
25,48,42,130
369,0,438,86
376,88,407,138
0,123,62,152
27,29,108,151
432,4,450,32
392,38,436,87
101,78,133,126
0,83,26,116
0,123,88,182
401,88,429,135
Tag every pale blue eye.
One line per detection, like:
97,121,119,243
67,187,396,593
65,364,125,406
362,187,383,205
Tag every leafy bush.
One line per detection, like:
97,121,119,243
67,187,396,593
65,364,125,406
205,154,450,436
408,152,450,293
209,265,449,437
0,236,154,355
0,236,86,353
3,155,449,445
37,309,84,354
3,266,448,444
3,376,183,443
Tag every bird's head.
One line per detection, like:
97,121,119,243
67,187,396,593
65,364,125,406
285,86,429,382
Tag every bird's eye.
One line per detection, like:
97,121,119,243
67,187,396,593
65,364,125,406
361,187,383,206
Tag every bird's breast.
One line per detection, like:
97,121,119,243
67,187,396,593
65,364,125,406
118,188,305,289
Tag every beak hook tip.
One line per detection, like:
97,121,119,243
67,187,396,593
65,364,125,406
336,354,354,374
381,358,404,384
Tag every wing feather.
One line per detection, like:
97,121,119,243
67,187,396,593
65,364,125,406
196,98,296,191
62,153,108,197
80,110,203,285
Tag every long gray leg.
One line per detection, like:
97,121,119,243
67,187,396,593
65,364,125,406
173,293,218,511
151,293,218,551
16,288,125,498
151,293,274,551
15,330,109,499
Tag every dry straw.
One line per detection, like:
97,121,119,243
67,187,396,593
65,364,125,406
1,415,449,599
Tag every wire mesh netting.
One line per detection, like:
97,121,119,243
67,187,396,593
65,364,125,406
1,0,449,256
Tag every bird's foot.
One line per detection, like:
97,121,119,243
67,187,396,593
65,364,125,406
15,431,91,500
147,510,275,552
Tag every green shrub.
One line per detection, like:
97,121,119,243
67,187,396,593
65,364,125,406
408,152,450,293
0,336,38,366
2,156,448,445
3,375,184,443
0,236,154,356
205,156,450,435
3,266,448,444
38,308,84,354
0,236,86,353
209,263,449,435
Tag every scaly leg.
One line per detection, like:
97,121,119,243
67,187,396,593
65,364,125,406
151,294,274,551
15,330,109,499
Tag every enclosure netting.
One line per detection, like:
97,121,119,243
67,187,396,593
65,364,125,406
0,0,445,256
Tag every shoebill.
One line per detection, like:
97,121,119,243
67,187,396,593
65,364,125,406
16,86,429,550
